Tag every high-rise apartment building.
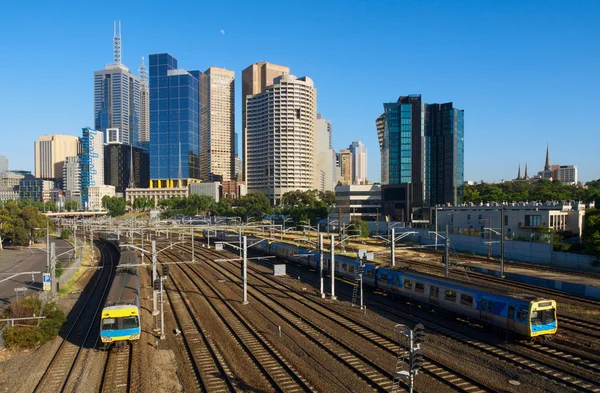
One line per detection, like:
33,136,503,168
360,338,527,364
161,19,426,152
246,74,316,204
63,156,81,205
139,57,150,144
378,95,464,220
338,149,353,185
34,134,81,179
349,141,367,185
149,53,201,188
315,114,336,191
0,155,7,173
94,22,141,146
242,62,290,181
199,67,235,181
80,128,104,209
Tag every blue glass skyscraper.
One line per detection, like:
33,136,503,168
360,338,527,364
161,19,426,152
149,53,200,187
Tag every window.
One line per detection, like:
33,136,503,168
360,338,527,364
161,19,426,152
530,309,555,325
508,305,515,319
487,300,493,312
123,316,139,329
349,265,355,274
524,215,542,227
365,270,373,278
341,263,348,271
393,276,400,287
445,290,457,302
430,285,439,298
404,279,412,289
102,318,117,331
460,293,473,307
504,215,508,226
482,299,487,310
415,282,425,293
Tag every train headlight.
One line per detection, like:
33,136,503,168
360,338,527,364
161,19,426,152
101,336,112,342
130,334,140,340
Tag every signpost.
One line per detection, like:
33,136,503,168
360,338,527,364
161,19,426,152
43,273,51,291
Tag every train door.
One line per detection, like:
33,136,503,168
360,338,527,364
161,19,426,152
429,285,439,304
481,298,493,322
507,305,516,331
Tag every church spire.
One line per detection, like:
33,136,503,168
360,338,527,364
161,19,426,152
517,163,522,180
544,143,551,171
524,162,529,180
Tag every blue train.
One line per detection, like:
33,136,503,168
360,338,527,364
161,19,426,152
100,248,141,348
207,230,557,338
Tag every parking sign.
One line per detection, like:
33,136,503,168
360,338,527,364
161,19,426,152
43,273,51,291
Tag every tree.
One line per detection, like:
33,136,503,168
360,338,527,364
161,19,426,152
102,196,126,217
60,229,73,240
64,200,79,212
582,209,600,258
0,202,49,247
348,219,370,238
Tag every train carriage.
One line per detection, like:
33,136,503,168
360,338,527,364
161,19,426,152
100,249,141,347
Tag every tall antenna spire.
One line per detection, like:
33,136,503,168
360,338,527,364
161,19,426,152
544,143,551,171
128,143,136,189
178,141,183,187
524,162,529,180
113,20,122,65
139,56,148,83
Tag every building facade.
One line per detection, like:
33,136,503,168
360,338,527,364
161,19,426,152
333,184,381,223
189,182,221,203
315,115,336,191
149,53,200,188
245,74,317,204
88,185,116,211
104,144,150,194
34,134,81,179
62,156,81,205
19,179,54,202
125,186,188,208
199,67,235,181
378,95,464,220
139,57,150,144
338,149,353,185
80,128,104,209
349,141,367,185
0,155,7,173
93,22,140,146
241,62,290,181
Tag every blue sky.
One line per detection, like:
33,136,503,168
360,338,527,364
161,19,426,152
0,0,598,182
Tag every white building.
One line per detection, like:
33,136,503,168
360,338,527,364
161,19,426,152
332,184,381,223
246,74,317,204
315,114,336,192
556,165,577,185
189,182,220,203
349,141,367,185
88,185,116,211
63,156,81,205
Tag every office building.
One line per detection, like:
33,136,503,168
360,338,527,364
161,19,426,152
199,67,235,181
0,156,7,173
242,62,290,181
34,134,81,179
377,95,464,220
80,128,104,209
149,53,201,188
189,182,221,202
338,149,353,185
245,74,317,204
62,156,81,205
349,141,367,185
104,144,150,194
139,57,150,143
333,184,381,223
0,172,24,192
88,185,116,211
221,180,247,199
19,179,54,202
94,21,140,146
315,114,336,191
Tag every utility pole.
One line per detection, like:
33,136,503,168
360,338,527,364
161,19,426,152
319,233,324,298
191,227,195,261
391,227,396,267
444,225,450,278
330,234,336,300
152,240,157,314
50,242,56,301
160,277,165,340
500,207,505,278
242,236,248,305
435,207,439,251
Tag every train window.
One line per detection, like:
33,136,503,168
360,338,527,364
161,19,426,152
102,318,117,330
393,276,400,287
482,299,487,310
508,305,515,319
415,282,425,293
404,279,412,289
123,316,139,329
444,290,457,302
349,265,355,274
460,294,473,307
430,286,439,298
365,270,373,278
487,301,493,312
342,263,348,271
380,273,388,281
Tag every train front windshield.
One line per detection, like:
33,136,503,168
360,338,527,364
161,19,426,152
102,316,139,331
530,309,556,325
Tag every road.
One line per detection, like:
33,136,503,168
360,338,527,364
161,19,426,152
0,237,73,311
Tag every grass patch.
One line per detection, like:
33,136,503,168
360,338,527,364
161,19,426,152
57,243,95,296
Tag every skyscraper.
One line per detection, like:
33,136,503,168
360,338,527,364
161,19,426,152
149,53,200,188
349,141,367,185
94,21,141,146
34,134,81,179
104,144,150,193
315,114,336,191
338,149,353,185
62,156,81,205
245,74,316,203
199,67,235,181
378,95,464,219
0,155,8,173
139,57,150,144
80,128,104,208
242,62,290,181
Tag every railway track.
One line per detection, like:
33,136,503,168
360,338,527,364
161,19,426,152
100,343,137,393
183,244,498,393
197,242,600,393
34,241,118,393
160,248,317,393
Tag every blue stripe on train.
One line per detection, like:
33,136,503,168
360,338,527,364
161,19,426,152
101,327,141,338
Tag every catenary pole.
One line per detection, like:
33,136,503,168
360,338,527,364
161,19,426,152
242,236,248,304
391,227,396,267
319,233,324,298
330,234,336,300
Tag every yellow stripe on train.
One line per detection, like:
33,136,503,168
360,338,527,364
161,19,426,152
102,307,139,318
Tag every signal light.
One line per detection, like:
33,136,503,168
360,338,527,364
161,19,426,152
411,352,425,372
413,323,426,347
162,264,169,277
153,279,160,291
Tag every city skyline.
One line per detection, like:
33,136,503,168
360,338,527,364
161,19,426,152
1,2,599,183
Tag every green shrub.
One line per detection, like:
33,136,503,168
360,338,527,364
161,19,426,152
60,229,73,240
55,260,63,278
